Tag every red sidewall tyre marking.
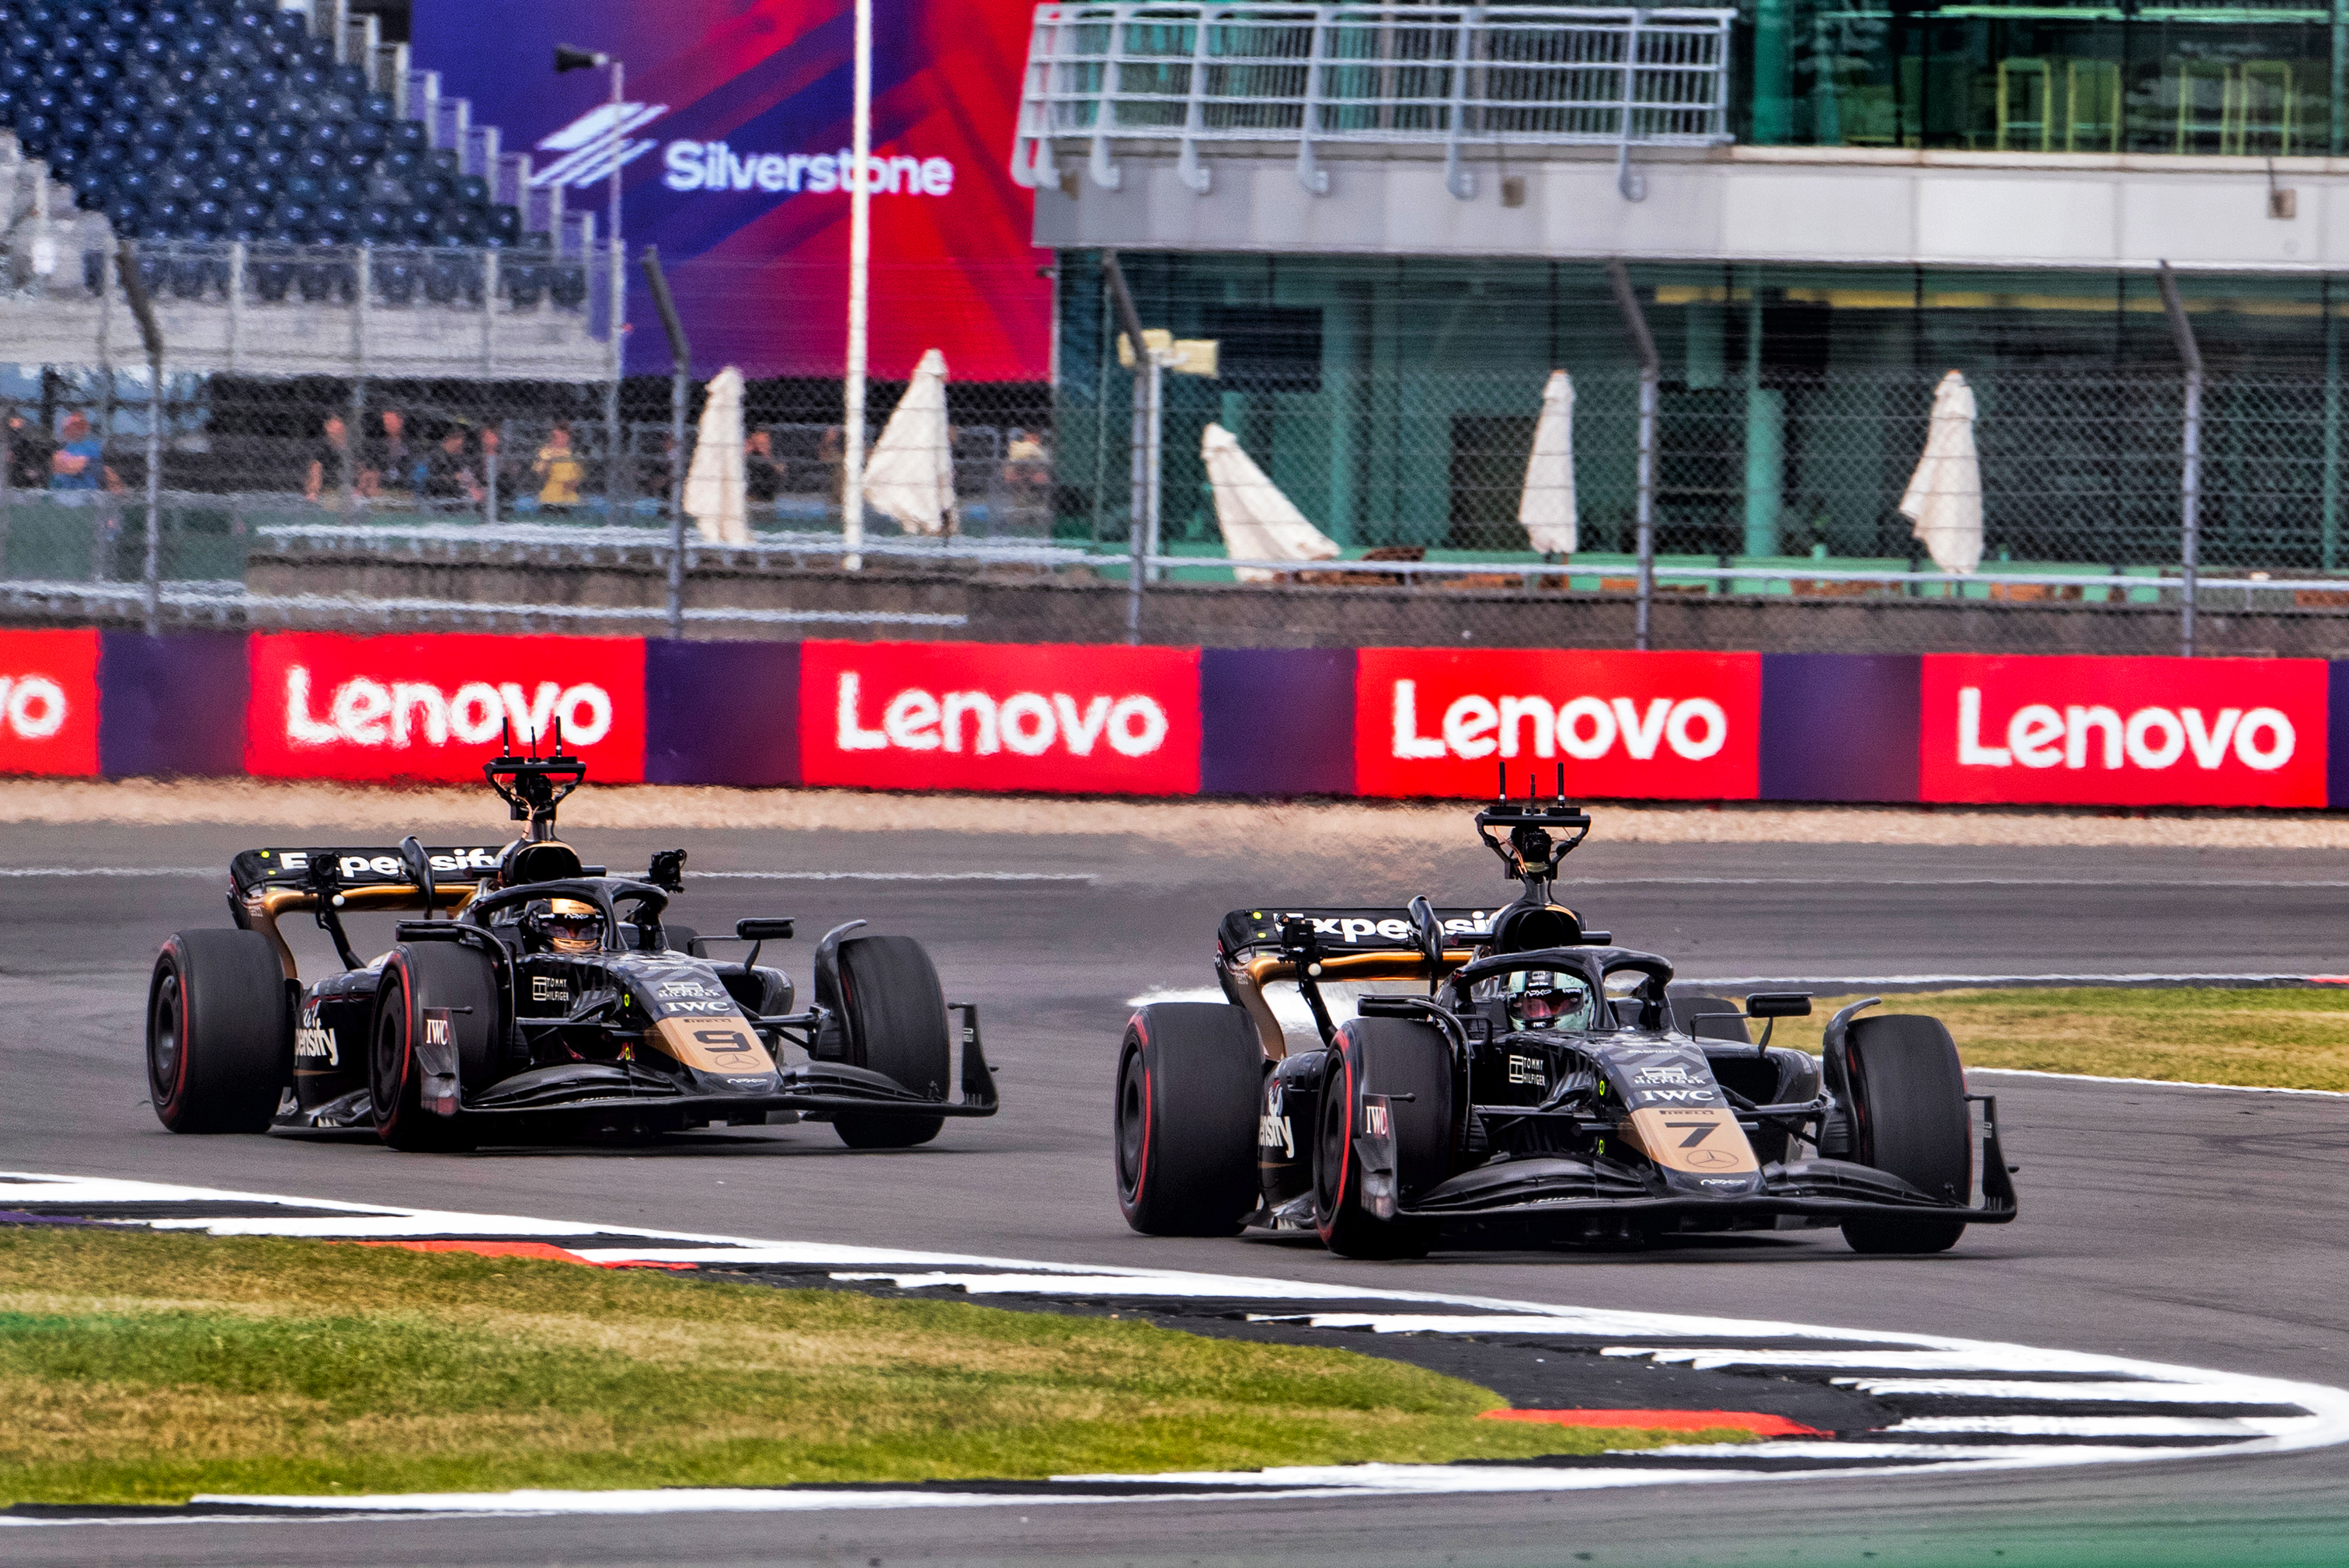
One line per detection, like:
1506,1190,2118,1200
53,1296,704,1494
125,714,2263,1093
1318,1041,1357,1244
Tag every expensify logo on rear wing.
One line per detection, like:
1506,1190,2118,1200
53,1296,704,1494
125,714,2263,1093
1920,654,2329,808
245,633,647,784
1218,907,1504,956
233,847,506,889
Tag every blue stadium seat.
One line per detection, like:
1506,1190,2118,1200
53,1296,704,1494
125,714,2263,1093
3,5,528,259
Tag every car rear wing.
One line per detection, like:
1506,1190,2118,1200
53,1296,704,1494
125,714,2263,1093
229,846,510,897
1217,907,1510,963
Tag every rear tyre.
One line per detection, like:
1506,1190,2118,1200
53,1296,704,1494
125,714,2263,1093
830,933,951,1149
1114,1003,1264,1236
1315,1017,1451,1260
370,944,497,1153
146,929,292,1133
1838,1013,1971,1255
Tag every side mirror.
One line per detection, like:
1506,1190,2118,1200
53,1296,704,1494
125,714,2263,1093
1746,992,1813,1019
736,917,794,971
736,919,795,941
398,835,436,918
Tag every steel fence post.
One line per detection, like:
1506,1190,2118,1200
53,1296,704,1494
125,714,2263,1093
641,246,693,640
0,397,11,577
116,239,165,637
1102,252,1153,644
2160,263,2204,657
353,246,372,512
1608,259,1660,651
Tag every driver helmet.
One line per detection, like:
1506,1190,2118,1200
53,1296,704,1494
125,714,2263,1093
1505,969,1586,1030
528,897,603,955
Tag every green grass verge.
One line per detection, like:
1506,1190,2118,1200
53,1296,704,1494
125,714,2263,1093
1763,986,2349,1092
0,1228,1747,1505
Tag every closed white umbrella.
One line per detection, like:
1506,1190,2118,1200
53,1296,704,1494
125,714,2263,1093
1518,369,1577,555
683,365,750,546
862,347,957,536
1201,422,1340,582
1900,370,1983,574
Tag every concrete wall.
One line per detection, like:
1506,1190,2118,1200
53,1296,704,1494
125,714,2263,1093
1035,142,2349,273
224,546,2349,658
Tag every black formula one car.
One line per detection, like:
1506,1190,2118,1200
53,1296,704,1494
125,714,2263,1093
145,743,996,1150
1114,779,2015,1257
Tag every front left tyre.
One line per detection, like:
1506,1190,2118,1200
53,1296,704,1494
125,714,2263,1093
370,943,497,1153
830,933,952,1149
1837,1013,1973,1255
1314,1017,1452,1259
147,929,293,1133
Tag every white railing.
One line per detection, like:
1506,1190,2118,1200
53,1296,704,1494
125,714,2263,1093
1011,2,1736,200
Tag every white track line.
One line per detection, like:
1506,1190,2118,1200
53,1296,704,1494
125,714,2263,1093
1565,878,2349,890
1963,1067,2349,1099
7,1169,2347,1523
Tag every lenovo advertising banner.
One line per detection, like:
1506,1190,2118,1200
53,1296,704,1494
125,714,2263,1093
1919,654,2329,808
0,628,101,778
412,0,1047,381
246,633,648,784
800,641,1201,795
1354,649,1763,801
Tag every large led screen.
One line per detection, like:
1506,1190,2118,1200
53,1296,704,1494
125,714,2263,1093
412,0,1047,381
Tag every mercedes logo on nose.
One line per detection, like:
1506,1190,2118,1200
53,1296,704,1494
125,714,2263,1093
1684,1149,1741,1168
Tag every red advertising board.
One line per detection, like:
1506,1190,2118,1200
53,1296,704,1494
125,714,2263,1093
1354,649,1761,800
1920,654,2328,808
0,628,100,777
800,642,1201,795
246,633,647,783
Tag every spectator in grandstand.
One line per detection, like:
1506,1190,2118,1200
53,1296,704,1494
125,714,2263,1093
371,408,414,498
1003,427,1050,513
303,414,356,506
50,411,120,492
533,423,583,514
479,424,506,520
6,410,53,492
745,429,784,511
817,424,844,505
424,425,484,509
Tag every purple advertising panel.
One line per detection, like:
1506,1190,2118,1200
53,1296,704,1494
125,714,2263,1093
411,0,1049,381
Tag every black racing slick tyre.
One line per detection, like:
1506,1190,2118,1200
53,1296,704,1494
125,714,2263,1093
1314,1018,1451,1260
370,944,497,1153
1839,1013,1972,1255
147,929,292,1133
1114,1003,1263,1236
831,934,951,1149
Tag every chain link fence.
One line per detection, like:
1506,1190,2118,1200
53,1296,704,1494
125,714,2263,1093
13,241,2349,656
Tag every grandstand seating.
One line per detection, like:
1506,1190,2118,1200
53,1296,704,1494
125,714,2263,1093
0,0,571,304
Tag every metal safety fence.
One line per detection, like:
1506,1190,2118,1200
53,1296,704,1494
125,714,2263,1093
1012,3,1737,199
15,241,2349,656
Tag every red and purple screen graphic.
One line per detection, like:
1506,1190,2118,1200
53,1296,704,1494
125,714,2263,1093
412,0,1048,381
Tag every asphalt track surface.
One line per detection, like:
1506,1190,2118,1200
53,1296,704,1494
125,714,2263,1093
8,814,2349,1565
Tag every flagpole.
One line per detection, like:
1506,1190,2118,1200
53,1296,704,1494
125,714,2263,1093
841,0,872,571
